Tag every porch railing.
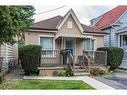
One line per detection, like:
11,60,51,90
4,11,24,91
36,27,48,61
66,50,75,75
41,50,61,67
83,50,107,69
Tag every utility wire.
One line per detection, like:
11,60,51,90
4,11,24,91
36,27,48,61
35,5,66,15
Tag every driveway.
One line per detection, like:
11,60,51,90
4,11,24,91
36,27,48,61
94,72,127,89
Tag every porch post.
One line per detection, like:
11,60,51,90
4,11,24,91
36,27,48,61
118,34,120,47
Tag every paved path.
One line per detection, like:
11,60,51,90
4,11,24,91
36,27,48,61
23,76,116,90
94,73,127,89
4,69,24,81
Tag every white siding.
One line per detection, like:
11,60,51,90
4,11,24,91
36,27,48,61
0,43,18,70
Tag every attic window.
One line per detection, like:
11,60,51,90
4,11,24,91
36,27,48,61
67,21,73,28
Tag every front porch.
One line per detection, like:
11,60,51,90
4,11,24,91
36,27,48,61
39,49,90,76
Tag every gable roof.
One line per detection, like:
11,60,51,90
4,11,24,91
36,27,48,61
57,9,84,33
31,15,63,30
30,9,107,34
94,6,127,29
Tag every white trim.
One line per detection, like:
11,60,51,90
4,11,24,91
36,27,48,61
57,9,84,33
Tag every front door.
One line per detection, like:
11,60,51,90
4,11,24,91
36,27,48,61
65,38,74,55
62,38,75,65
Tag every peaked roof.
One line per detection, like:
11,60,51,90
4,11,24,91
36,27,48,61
31,9,107,34
94,6,127,29
31,15,63,30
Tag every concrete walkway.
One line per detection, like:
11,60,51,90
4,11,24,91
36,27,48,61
4,69,24,81
23,76,116,90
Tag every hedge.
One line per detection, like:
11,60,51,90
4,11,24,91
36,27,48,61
19,45,41,75
97,46,124,70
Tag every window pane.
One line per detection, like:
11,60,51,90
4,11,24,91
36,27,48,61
84,39,94,51
123,35,127,46
84,39,90,50
40,37,53,49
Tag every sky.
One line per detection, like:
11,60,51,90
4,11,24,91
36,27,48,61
33,6,117,25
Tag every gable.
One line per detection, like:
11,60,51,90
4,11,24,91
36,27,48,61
58,9,84,33
57,15,82,36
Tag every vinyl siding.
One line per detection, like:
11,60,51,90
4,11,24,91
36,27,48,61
0,43,18,70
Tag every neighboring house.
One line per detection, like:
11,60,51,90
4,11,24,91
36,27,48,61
90,6,127,69
25,9,107,76
0,43,18,71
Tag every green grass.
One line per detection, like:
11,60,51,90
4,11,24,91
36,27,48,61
6,79,94,90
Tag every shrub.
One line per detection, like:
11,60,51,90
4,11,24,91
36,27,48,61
90,67,106,76
97,46,124,70
58,70,66,76
64,66,73,76
53,66,73,77
19,45,41,75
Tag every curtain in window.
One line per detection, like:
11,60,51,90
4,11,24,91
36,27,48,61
40,37,53,55
84,39,94,50
40,37,53,50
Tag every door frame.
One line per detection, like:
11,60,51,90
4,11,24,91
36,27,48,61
63,37,76,56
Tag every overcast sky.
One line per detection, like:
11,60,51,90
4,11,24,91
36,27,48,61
33,6,117,25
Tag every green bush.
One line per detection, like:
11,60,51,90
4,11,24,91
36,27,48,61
64,66,73,76
53,66,73,77
19,45,41,75
97,46,124,70
58,70,66,76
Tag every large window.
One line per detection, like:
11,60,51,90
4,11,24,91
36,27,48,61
84,39,94,57
40,37,53,50
84,39,94,51
40,37,53,56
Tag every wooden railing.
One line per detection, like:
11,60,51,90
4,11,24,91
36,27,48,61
41,50,61,67
83,50,90,72
66,50,75,75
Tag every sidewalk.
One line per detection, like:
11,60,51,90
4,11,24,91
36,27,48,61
23,76,116,90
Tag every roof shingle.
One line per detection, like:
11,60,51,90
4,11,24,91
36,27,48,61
31,15,106,34
94,6,127,29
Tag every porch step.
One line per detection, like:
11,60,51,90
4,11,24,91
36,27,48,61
74,72,89,76
74,66,89,76
75,68,86,72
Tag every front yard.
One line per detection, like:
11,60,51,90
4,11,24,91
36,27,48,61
0,79,94,90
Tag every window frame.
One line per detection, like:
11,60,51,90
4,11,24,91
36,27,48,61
39,35,55,57
84,38,94,51
67,21,73,29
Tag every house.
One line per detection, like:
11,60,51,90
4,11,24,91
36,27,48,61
25,9,107,76
0,43,18,71
90,6,127,69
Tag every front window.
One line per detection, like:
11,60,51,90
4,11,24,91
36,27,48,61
84,39,94,56
40,37,53,56
84,39,94,51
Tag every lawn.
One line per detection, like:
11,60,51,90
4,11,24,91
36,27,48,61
5,79,94,90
